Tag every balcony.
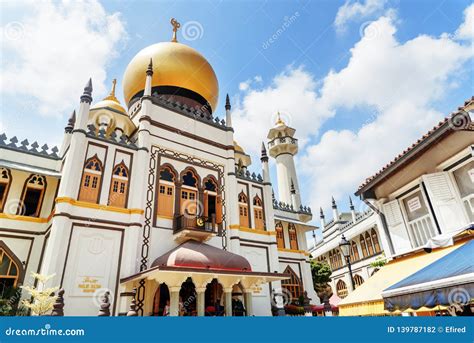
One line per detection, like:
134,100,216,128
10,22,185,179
173,214,220,243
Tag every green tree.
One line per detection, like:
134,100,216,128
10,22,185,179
310,260,333,305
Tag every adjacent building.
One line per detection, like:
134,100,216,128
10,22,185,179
310,98,473,309
356,98,474,257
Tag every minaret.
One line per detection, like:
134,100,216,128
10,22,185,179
58,79,93,196
267,112,300,205
76,78,93,131
40,79,93,286
290,178,300,210
225,94,232,128
332,197,339,221
349,196,357,222
260,142,270,183
60,110,76,156
320,207,326,231
144,59,153,96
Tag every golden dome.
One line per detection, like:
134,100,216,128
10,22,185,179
233,140,252,167
234,140,244,153
89,79,136,137
122,41,219,111
90,79,127,114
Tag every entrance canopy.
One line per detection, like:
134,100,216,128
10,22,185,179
382,239,473,312
121,241,289,290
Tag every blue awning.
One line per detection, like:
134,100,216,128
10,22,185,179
382,239,474,312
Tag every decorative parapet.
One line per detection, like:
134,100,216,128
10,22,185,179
339,209,374,232
235,167,263,183
272,199,312,215
129,101,142,118
0,133,59,159
268,136,298,148
150,94,228,130
86,124,138,150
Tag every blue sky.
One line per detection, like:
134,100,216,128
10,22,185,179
1,0,473,230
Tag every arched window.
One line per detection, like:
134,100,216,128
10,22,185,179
371,229,381,253
20,174,46,217
350,241,360,262
336,280,348,299
0,242,22,297
360,234,368,258
253,195,264,230
288,223,298,250
275,222,285,248
157,166,176,218
281,266,303,301
203,176,222,224
0,168,12,213
330,249,342,269
79,156,103,203
365,232,374,256
109,163,129,208
180,169,199,216
182,170,198,188
337,249,344,268
353,274,365,289
238,191,249,227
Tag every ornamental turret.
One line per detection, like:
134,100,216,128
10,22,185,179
267,112,300,205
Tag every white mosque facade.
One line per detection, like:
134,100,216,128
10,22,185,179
0,20,318,316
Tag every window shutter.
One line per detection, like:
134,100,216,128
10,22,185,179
422,172,467,233
203,192,208,217
216,194,222,224
382,199,411,253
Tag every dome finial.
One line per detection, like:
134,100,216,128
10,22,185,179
104,79,119,103
170,18,181,42
275,111,285,126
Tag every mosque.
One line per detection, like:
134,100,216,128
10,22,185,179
0,18,318,316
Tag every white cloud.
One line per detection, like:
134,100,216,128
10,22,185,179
334,0,387,32
0,0,127,117
234,10,472,217
238,75,263,91
455,4,474,41
232,66,327,157
301,14,472,213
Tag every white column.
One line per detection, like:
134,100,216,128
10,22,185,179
224,288,232,316
244,291,253,316
226,130,240,254
169,287,180,316
275,154,300,205
196,287,206,317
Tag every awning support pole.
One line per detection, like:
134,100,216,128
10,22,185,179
170,287,180,316
244,290,253,316
224,288,232,316
196,287,205,317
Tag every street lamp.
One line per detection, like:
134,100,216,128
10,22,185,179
339,234,355,291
